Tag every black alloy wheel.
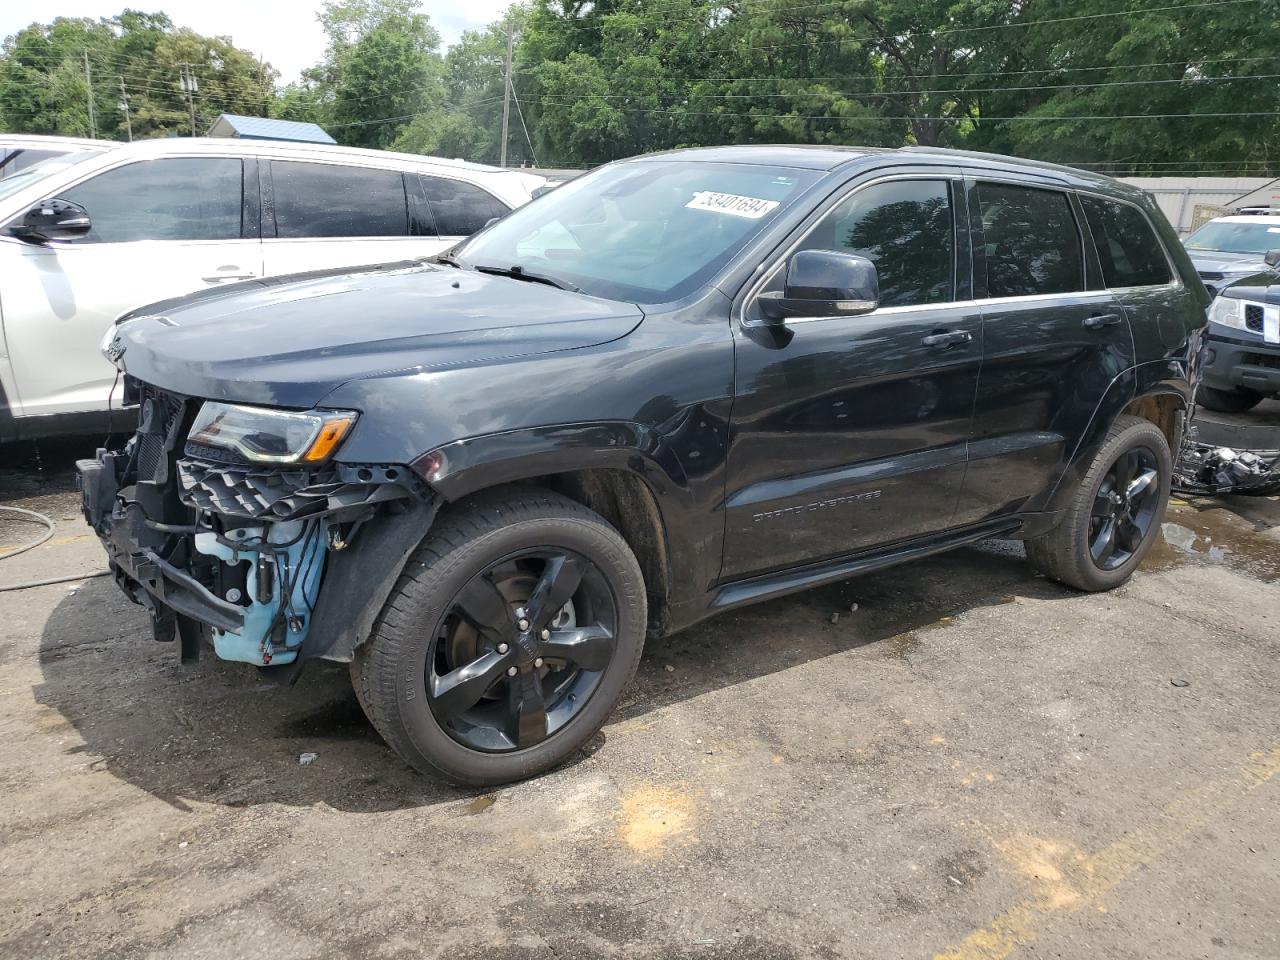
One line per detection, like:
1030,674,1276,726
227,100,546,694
351,487,646,786
1089,446,1162,571
427,549,618,752
1025,414,1172,592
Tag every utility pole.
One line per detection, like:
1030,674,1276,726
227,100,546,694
179,64,198,137
118,76,132,141
500,19,514,168
82,51,97,139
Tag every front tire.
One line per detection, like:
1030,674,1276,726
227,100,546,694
1026,415,1172,592
1197,384,1262,413
351,487,646,786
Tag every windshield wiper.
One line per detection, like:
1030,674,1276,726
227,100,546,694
473,263,581,293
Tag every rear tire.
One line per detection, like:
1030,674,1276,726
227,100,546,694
1026,415,1172,592
1197,384,1262,413
351,487,646,787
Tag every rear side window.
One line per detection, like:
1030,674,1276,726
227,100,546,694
978,183,1084,298
272,161,408,238
1080,196,1172,287
61,158,243,243
420,176,509,236
796,178,954,308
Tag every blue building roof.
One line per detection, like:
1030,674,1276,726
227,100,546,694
206,114,336,144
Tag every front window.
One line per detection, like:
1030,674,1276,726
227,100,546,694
0,150,105,204
1185,220,1280,255
454,161,820,303
794,179,955,308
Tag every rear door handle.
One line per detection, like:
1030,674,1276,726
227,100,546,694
921,329,973,348
1083,313,1122,329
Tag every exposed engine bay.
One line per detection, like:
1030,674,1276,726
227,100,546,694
77,381,437,669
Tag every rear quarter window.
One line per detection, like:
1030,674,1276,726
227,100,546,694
1080,196,1172,287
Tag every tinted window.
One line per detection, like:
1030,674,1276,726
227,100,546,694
59,158,242,243
978,183,1083,298
797,179,954,308
1081,197,1172,287
421,176,509,236
1,148,63,180
272,161,408,238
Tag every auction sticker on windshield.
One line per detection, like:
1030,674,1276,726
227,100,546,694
686,191,781,219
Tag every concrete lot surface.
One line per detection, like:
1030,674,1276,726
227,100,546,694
0,452,1277,960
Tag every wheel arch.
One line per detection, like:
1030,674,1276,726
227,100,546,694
1041,361,1190,516
419,422,694,637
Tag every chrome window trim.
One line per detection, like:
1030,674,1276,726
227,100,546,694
739,171,963,329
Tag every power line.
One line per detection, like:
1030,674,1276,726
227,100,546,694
527,72,1280,103
583,0,1263,62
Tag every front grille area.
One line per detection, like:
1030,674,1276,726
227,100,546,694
1245,303,1265,333
178,460,419,520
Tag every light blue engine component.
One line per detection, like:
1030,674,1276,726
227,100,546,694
193,520,327,666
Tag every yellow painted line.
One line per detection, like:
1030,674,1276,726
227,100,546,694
933,745,1280,960
0,533,91,551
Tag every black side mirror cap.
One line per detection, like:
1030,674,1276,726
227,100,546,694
11,198,92,244
1265,248,1280,268
759,249,879,323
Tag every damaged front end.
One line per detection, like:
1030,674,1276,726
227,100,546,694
77,380,437,669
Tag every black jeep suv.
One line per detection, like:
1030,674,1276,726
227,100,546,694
79,146,1208,786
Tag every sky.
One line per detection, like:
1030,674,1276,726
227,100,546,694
0,0,512,84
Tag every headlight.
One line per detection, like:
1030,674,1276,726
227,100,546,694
1208,296,1247,331
188,402,358,465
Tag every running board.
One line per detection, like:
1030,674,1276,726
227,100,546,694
711,518,1022,611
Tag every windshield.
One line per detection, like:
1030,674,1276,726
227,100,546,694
0,150,106,204
1185,220,1280,255
454,161,820,302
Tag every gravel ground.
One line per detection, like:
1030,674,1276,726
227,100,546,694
0,441,1277,960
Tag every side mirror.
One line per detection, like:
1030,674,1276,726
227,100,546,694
1265,248,1280,268
11,198,92,244
759,249,879,323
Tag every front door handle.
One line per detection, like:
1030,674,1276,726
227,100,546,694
202,266,259,283
1083,313,1122,330
921,329,973,348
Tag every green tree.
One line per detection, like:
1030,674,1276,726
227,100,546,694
0,11,277,140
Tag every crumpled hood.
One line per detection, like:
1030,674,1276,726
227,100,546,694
111,262,643,409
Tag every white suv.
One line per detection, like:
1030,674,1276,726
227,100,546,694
0,138,544,442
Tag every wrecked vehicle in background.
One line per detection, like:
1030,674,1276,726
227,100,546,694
78,145,1207,787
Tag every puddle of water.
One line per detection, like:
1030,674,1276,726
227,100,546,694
1145,503,1280,582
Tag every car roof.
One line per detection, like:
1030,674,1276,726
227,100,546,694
1201,214,1280,225
102,136,533,178
632,144,884,170
623,144,1148,200
0,134,117,150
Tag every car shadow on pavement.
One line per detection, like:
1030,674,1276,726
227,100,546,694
32,537,1077,812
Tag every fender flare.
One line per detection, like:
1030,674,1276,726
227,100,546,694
1041,360,1190,515
417,420,694,509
